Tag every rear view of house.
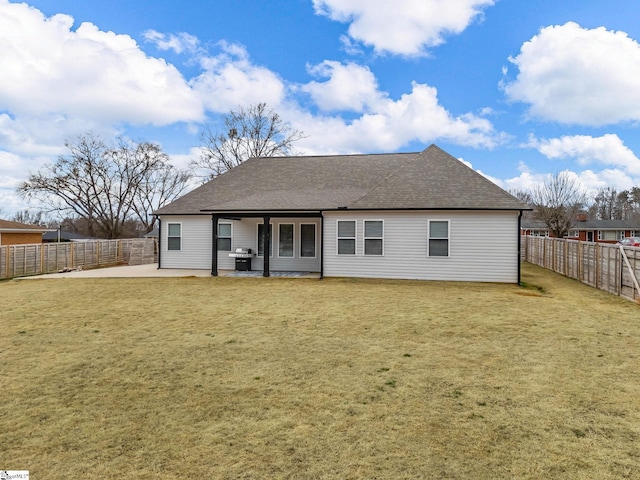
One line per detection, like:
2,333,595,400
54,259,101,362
154,145,529,283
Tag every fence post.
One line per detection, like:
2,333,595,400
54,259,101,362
595,244,600,290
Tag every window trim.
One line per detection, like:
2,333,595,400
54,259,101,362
217,222,232,252
336,220,357,256
299,223,317,258
167,222,182,251
277,223,295,258
427,219,450,257
363,220,384,256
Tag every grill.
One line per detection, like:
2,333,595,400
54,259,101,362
228,248,253,271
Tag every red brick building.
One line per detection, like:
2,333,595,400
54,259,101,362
0,219,53,246
522,217,640,243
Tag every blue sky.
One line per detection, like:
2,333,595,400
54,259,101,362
1,0,640,216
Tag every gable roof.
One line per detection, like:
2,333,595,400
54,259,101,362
0,219,52,233
155,145,527,215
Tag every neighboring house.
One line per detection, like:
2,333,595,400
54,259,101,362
522,218,640,243
144,227,159,238
154,145,530,283
0,219,54,246
42,230,96,242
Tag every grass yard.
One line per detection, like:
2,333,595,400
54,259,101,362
1,263,639,479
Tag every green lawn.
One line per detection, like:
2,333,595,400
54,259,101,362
1,263,639,479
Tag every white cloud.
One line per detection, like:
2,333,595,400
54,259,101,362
503,167,636,198
190,42,286,112
292,80,505,153
312,0,494,56
0,1,203,127
143,30,200,54
503,22,640,125
529,134,640,176
301,61,385,112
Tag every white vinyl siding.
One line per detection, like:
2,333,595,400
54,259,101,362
324,210,519,283
252,219,320,272
160,216,321,272
160,216,211,269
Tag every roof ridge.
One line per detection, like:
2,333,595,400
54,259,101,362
250,151,420,161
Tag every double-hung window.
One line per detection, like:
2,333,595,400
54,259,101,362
428,220,449,257
279,224,294,257
167,223,181,251
218,223,232,251
337,220,356,255
364,220,383,255
300,224,316,257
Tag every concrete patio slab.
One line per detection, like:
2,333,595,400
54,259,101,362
17,264,320,279
17,263,212,279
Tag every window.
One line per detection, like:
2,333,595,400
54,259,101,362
167,223,181,251
364,220,383,255
337,220,356,255
599,230,618,241
279,224,294,257
218,223,232,251
300,223,316,257
257,223,273,257
428,220,449,257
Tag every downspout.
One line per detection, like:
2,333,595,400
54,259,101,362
211,214,218,276
320,212,324,279
157,217,162,269
518,210,523,285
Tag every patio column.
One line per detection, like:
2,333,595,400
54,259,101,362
211,215,218,276
263,216,270,277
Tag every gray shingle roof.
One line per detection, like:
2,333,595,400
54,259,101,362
0,219,51,232
155,145,528,215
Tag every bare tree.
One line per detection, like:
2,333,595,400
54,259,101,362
107,138,192,234
11,209,50,226
193,102,305,180
508,189,535,221
530,172,587,238
17,133,192,238
590,186,622,220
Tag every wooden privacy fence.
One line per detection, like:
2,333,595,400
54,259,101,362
0,238,157,280
523,236,640,302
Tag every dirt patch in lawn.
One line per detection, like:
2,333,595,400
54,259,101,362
1,263,639,479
